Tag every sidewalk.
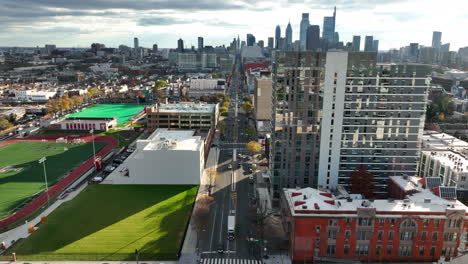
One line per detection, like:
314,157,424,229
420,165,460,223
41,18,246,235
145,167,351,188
0,182,88,249
179,146,220,264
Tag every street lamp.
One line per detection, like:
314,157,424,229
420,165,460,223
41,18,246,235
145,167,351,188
38,157,50,207
90,129,96,169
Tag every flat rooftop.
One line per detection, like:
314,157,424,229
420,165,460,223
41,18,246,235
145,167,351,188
156,103,216,114
422,150,468,173
284,177,468,217
139,129,203,152
422,131,468,150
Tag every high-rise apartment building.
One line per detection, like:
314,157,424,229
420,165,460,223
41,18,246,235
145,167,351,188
364,36,373,51
152,44,158,53
373,39,379,52
432,31,442,50
268,37,274,49
177,38,184,52
198,37,204,51
352,36,361,51
134,37,139,50
306,25,320,51
275,25,281,49
299,13,310,50
270,51,430,201
286,22,293,50
247,34,256,46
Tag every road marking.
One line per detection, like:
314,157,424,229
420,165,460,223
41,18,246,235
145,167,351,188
209,204,218,251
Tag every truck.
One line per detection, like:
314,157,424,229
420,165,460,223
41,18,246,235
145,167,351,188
227,215,235,240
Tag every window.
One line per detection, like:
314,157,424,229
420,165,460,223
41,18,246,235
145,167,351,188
444,232,456,242
357,231,372,241
328,230,337,239
379,219,385,227
344,245,350,256
346,218,352,225
419,246,425,256
388,231,394,241
398,246,412,257
421,232,427,242
387,246,393,256
432,232,438,242
400,231,415,241
401,219,416,228
355,245,369,256
358,217,373,226
430,247,436,257
376,246,382,256
316,226,321,233
434,220,440,228
345,230,351,240
328,219,338,226
423,219,429,228
327,245,336,256
378,231,383,241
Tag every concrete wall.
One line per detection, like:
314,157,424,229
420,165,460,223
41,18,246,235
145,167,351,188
254,78,272,120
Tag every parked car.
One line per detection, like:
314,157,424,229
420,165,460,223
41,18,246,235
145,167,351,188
92,176,103,182
227,164,232,170
104,165,116,173
113,158,124,164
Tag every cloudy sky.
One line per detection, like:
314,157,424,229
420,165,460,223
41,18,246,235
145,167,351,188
1,0,467,51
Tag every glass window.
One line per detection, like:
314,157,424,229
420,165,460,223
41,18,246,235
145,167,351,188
388,231,394,241
432,232,438,242
387,246,393,256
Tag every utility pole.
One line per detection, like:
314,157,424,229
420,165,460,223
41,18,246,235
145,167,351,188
38,157,50,207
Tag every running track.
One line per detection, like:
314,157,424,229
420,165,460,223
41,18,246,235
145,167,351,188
0,134,118,228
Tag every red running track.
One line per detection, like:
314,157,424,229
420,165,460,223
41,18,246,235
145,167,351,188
0,134,118,228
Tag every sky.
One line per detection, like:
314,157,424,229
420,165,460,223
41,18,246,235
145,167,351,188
1,0,467,51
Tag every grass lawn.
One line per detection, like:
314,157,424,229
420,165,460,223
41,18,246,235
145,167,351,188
3,185,198,261
0,141,105,218
67,104,148,125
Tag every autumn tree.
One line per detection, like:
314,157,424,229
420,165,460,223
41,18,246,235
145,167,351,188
349,166,376,199
192,194,214,247
0,118,13,131
242,101,253,114
217,120,226,134
152,80,167,102
246,141,262,153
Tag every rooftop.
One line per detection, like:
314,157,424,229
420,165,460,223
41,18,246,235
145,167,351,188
422,130,468,150
283,176,468,217
139,129,203,152
155,103,216,114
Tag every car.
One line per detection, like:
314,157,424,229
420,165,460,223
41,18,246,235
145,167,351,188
248,168,253,173
217,244,224,254
92,176,103,182
125,148,134,153
236,163,241,169
259,163,269,167
227,164,232,170
104,165,116,173
113,158,124,164
249,175,254,181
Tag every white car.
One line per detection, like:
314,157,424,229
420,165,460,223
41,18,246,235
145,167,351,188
104,165,116,173
93,176,103,182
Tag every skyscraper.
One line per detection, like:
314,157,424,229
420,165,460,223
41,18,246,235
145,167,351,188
152,44,158,53
352,35,361,51
247,34,256,46
322,7,336,43
270,51,430,201
286,21,293,50
268,37,274,49
373,39,379,52
299,13,310,50
275,25,281,49
237,35,240,51
134,37,139,50
258,40,264,48
198,37,204,51
177,38,184,52
364,36,373,51
432,31,442,50
305,25,320,51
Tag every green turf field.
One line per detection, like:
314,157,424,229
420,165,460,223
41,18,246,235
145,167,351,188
4,185,198,261
0,141,105,218
67,104,147,125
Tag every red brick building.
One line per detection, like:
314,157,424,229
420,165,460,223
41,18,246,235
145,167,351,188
281,176,468,263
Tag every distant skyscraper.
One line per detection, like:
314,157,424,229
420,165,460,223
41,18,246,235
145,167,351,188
247,34,256,46
134,37,139,50
268,37,274,49
364,36,373,51
286,21,293,49
410,43,419,58
373,39,379,52
152,44,158,53
432,31,442,50
306,25,320,51
275,25,281,49
198,37,204,51
177,38,184,52
258,40,264,48
237,35,240,51
322,7,336,43
299,13,310,50
352,36,361,51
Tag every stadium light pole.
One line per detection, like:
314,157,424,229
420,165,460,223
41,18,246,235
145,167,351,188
38,157,50,207
90,129,96,169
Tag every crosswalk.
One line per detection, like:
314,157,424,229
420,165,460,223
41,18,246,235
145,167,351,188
200,258,263,264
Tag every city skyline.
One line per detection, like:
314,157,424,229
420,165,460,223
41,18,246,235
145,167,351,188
1,0,467,50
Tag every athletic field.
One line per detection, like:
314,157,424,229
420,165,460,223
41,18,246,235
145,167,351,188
67,104,147,125
3,185,198,261
0,141,105,218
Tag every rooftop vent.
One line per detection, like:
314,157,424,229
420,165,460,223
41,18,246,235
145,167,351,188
403,199,410,203
302,205,308,209
424,198,431,203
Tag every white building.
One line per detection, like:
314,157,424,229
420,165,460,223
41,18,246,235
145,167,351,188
177,53,217,71
60,117,117,131
13,90,57,102
109,129,204,185
189,77,225,96
420,131,468,196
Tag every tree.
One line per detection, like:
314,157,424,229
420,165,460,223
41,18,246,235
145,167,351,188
71,96,84,108
0,118,13,131
246,141,261,153
152,80,167,102
217,120,226,133
242,96,252,102
192,194,214,251
242,101,253,114
220,106,228,114
349,166,376,199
